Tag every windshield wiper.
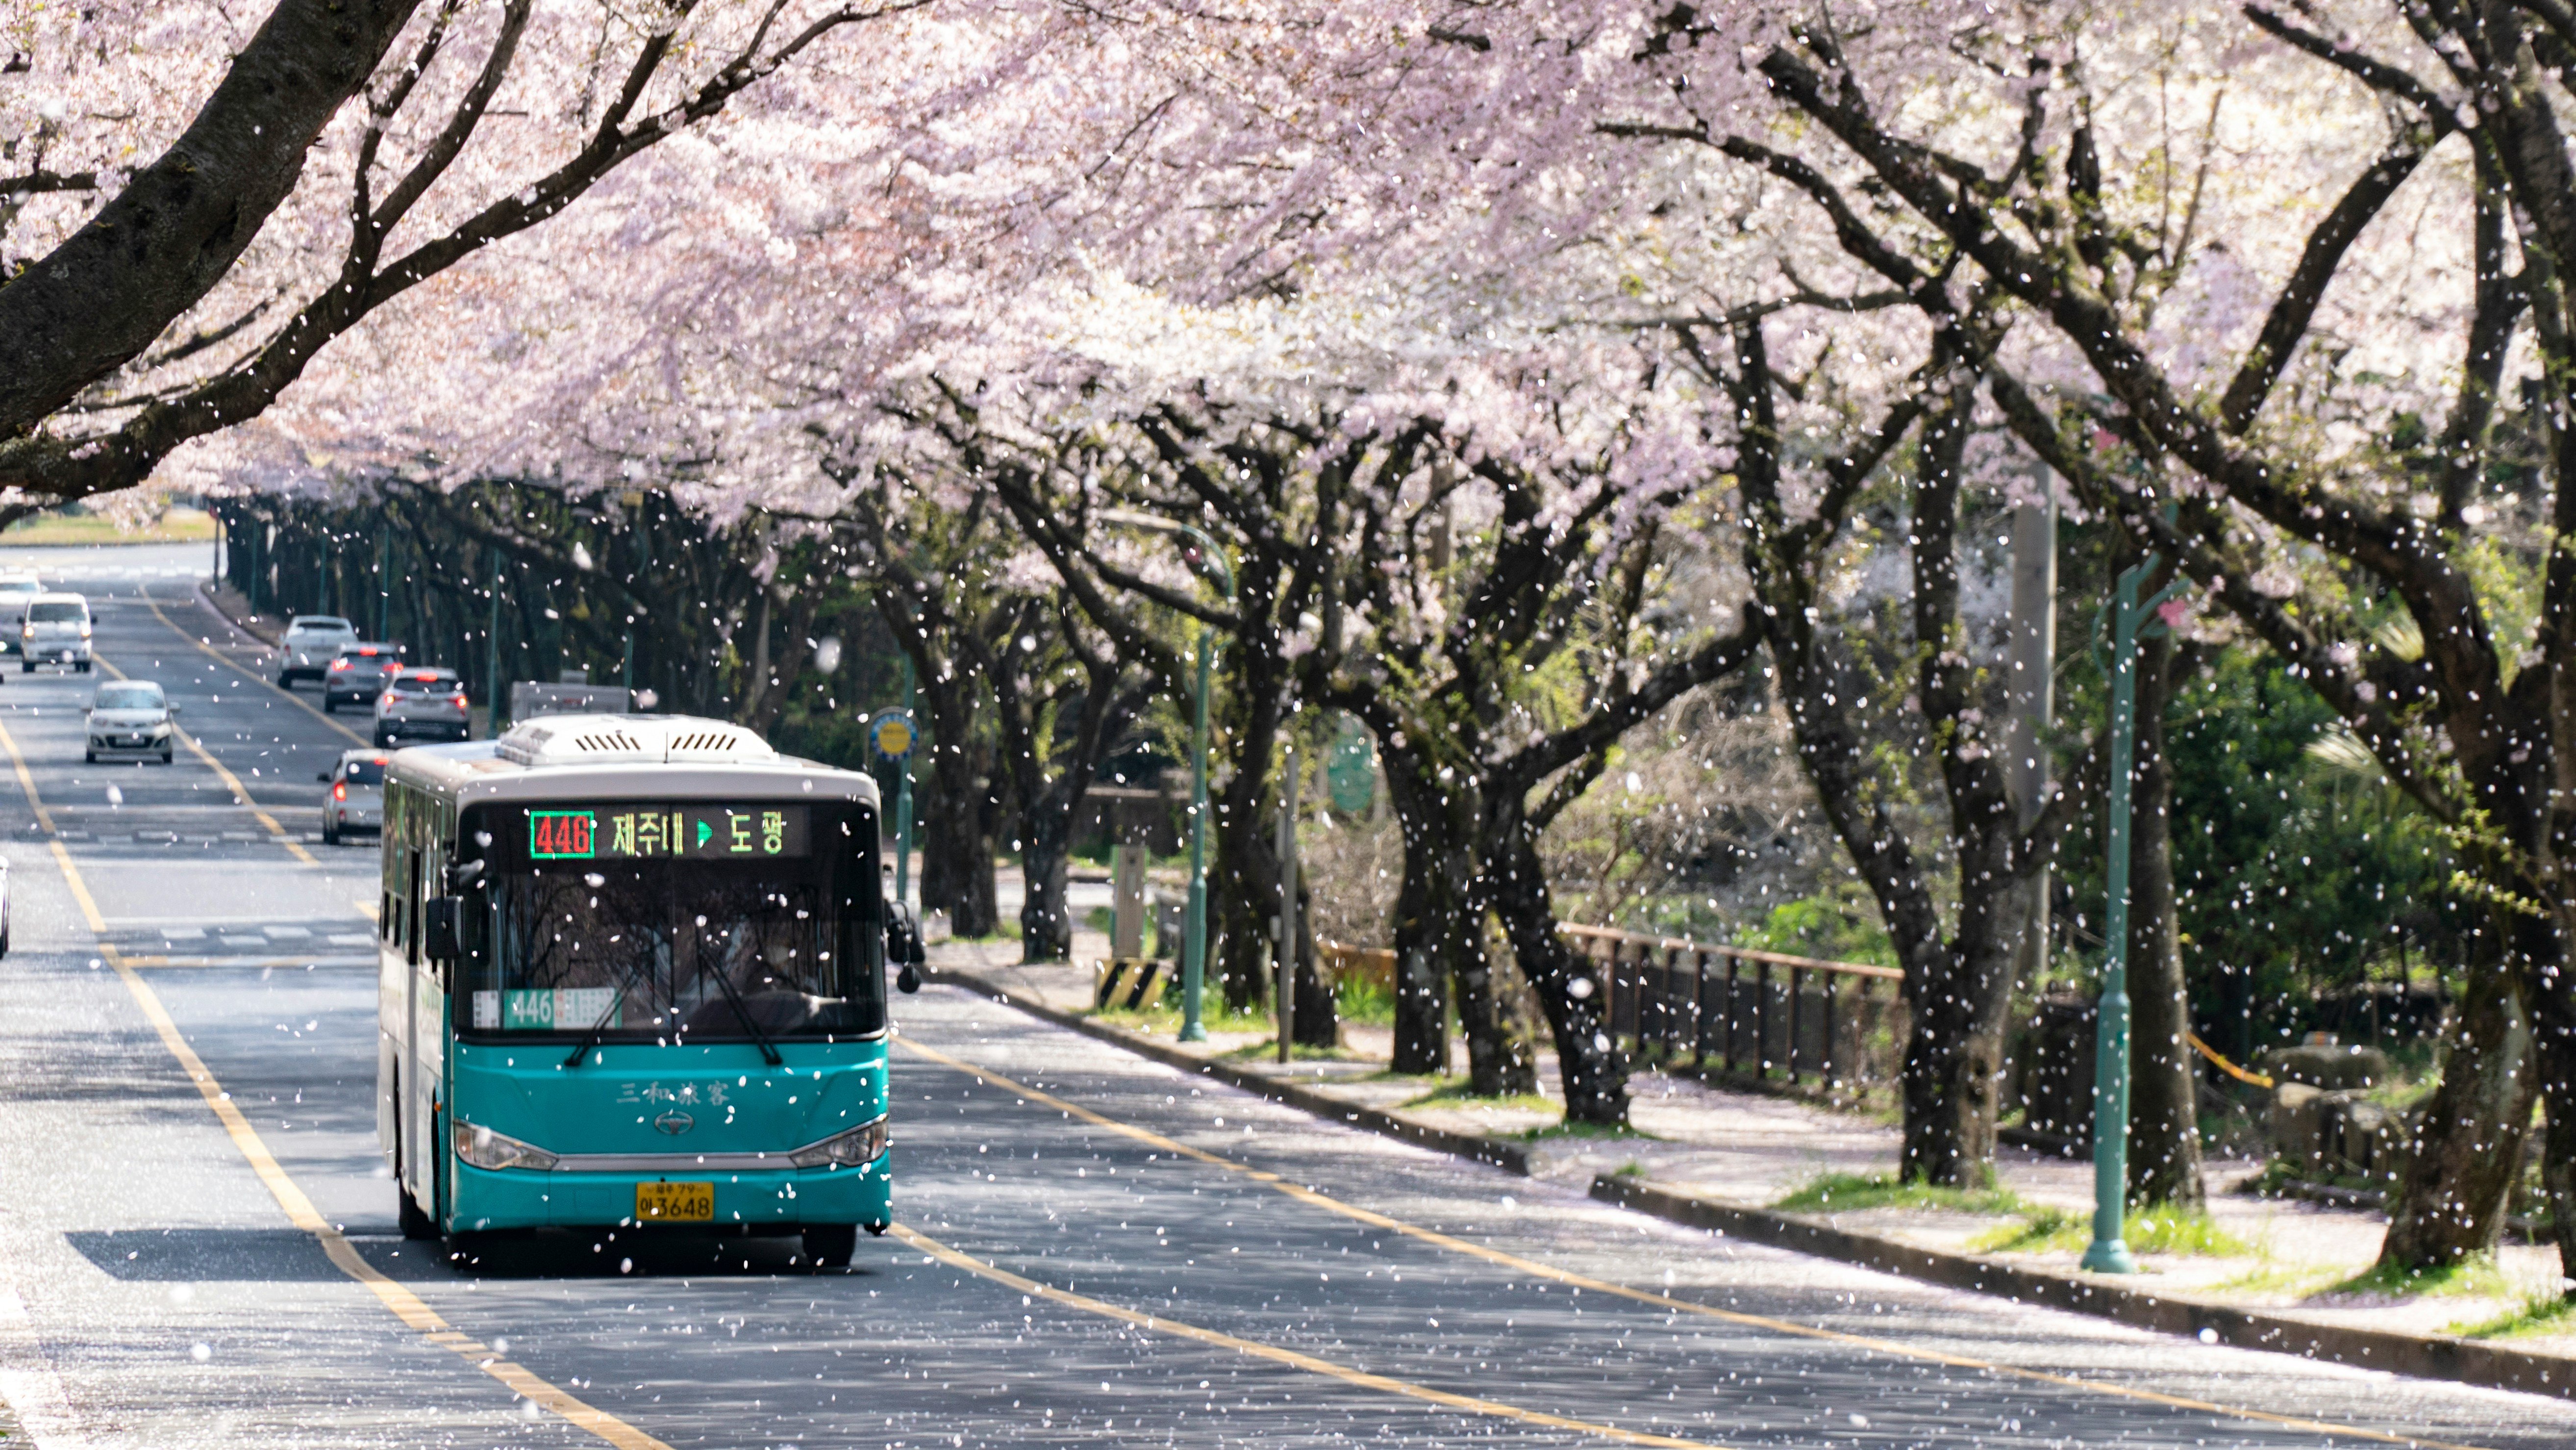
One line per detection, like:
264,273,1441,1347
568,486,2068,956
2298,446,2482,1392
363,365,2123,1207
702,955,784,1067
562,946,658,1069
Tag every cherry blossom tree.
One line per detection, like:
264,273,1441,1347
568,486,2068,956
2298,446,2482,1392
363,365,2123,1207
1603,0,2560,1270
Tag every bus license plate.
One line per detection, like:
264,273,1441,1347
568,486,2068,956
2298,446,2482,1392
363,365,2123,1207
636,1181,714,1222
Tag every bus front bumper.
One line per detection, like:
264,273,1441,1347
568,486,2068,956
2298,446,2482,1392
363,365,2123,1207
449,1159,890,1234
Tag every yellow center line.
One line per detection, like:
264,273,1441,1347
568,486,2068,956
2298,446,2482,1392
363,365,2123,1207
891,1035,2494,1450
888,1222,1731,1448
0,713,667,1450
135,586,371,748
91,652,318,865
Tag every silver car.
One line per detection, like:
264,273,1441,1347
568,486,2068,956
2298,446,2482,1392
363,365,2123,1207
21,593,91,672
0,576,43,656
372,667,469,747
276,615,357,687
318,750,388,844
85,680,176,763
322,640,404,712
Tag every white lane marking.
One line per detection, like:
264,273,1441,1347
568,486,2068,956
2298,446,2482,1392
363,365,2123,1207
0,1283,94,1450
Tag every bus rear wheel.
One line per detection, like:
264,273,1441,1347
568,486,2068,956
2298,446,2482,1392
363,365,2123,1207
802,1224,858,1269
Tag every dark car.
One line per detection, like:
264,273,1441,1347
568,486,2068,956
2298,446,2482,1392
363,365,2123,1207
373,667,468,747
322,641,405,713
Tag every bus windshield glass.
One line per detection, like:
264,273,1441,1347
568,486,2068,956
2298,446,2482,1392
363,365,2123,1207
459,802,882,1043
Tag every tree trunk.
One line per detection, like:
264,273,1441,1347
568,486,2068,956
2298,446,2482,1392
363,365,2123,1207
1212,792,1276,1014
2383,950,2536,1267
921,742,1000,937
1895,943,2011,1187
2533,901,2576,1287
1018,800,1076,963
1290,868,1339,1047
1457,907,1541,1098
1386,817,1452,1075
2127,628,2206,1208
1211,656,1291,1015
1493,828,1621,1123
1382,756,1489,1079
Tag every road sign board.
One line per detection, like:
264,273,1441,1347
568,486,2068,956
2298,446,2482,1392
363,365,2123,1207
870,708,916,759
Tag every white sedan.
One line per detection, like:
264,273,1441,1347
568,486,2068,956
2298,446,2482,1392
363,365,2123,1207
85,681,177,764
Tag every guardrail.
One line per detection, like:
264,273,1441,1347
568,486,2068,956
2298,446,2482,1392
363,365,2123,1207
1318,940,1395,994
1560,924,1901,1093
1316,926,1901,1094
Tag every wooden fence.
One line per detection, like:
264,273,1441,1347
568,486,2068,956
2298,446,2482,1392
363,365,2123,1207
1561,924,1903,1092
1315,925,1902,1094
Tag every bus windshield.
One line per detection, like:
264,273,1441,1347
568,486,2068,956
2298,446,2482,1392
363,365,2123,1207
459,806,882,1043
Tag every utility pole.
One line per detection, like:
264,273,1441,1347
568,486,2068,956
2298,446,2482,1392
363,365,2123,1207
377,530,391,641
2007,480,2057,982
2084,552,2183,1276
486,547,505,735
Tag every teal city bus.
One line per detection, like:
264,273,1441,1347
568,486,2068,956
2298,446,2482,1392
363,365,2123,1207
376,713,921,1267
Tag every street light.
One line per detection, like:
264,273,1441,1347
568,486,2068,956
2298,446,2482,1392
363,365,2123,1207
2084,549,2184,1275
1098,509,1234,1044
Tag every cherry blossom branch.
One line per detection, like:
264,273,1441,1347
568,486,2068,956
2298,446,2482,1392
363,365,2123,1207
0,0,921,503
0,0,429,439
1979,361,2458,823
1749,37,2508,730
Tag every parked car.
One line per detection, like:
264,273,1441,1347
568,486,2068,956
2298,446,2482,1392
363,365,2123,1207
317,750,389,844
373,667,469,747
275,615,358,687
321,641,404,712
0,576,43,657
20,593,90,672
85,680,177,764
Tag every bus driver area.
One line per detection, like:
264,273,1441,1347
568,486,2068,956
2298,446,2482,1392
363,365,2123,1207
377,713,924,1270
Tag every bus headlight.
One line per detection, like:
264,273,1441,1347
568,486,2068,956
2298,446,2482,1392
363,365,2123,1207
453,1118,558,1172
789,1118,887,1170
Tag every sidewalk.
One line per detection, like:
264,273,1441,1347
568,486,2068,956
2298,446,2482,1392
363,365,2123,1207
925,935,2576,1397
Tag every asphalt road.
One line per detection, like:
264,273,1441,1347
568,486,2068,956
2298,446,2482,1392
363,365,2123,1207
0,544,2567,1450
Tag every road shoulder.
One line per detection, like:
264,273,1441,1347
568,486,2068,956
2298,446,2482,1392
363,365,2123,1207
925,948,2576,1405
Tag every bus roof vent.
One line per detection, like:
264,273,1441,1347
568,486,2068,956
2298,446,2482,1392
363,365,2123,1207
663,723,775,762
496,714,777,767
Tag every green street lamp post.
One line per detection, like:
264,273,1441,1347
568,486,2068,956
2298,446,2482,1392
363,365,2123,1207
1099,510,1234,1044
2084,552,2184,1275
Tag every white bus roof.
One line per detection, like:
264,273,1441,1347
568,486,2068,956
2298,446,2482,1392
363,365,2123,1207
385,713,879,809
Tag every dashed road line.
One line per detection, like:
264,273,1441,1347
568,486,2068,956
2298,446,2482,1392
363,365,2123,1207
90,652,317,864
136,585,370,748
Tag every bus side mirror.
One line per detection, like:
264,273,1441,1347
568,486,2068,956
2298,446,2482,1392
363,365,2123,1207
423,897,461,962
885,899,924,993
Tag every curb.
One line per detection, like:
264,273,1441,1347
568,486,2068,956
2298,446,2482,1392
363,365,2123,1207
1589,1175,2576,1403
920,963,1531,1175
192,580,280,649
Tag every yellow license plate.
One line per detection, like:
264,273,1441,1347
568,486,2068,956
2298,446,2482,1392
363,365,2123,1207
635,1181,714,1222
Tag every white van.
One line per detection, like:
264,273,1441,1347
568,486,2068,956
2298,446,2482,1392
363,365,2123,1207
21,594,91,672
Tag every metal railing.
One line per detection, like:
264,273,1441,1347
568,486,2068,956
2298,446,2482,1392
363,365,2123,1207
1316,927,1900,1092
1558,924,1901,1092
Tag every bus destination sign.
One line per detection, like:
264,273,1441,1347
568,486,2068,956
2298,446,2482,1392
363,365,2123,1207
526,804,810,861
